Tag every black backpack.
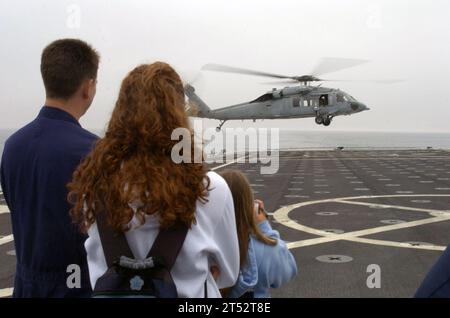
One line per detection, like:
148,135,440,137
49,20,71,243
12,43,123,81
92,213,188,298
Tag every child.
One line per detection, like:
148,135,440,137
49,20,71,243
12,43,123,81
220,169,298,298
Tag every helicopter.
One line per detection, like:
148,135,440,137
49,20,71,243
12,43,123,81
184,58,399,131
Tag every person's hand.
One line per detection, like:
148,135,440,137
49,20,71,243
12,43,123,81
254,199,267,224
255,199,265,211
210,265,220,281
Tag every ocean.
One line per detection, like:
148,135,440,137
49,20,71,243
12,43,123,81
2,129,450,156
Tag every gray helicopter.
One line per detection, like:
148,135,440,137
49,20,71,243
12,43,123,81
185,58,397,131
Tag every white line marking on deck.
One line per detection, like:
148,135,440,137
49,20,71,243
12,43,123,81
0,288,13,298
0,205,9,214
336,199,449,215
275,194,450,251
0,235,14,246
284,195,309,198
210,155,247,171
411,200,431,203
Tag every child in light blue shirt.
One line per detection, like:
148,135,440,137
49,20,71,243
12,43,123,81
220,170,298,298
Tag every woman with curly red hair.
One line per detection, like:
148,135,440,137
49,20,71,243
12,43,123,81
67,62,239,297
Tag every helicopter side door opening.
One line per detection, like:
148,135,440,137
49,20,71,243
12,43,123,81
314,94,332,126
319,94,328,106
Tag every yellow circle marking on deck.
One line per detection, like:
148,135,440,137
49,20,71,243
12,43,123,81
0,205,9,214
0,288,13,298
273,194,450,251
0,234,14,246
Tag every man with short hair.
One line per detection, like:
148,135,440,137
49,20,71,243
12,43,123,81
0,39,100,297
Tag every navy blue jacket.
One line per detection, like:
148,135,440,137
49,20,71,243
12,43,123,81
415,245,450,298
0,106,98,297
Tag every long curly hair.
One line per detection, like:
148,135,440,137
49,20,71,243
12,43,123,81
68,62,210,233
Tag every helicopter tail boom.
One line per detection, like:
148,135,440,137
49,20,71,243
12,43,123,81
184,84,211,117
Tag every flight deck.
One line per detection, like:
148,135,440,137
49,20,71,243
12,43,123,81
1,149,450,297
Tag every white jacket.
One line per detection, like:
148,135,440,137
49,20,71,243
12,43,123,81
84,171,240,297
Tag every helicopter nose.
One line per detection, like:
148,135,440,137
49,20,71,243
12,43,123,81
351,102,369,112
360,103,369,111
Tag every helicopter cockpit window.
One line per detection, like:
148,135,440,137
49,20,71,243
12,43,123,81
250,93,272,103
337,93,345,102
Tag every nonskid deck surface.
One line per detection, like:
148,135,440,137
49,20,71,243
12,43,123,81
1,149,450,297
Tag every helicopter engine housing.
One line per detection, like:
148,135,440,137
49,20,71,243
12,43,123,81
271,86,304,99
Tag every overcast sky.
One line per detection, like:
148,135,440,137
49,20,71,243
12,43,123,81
1,0,449,132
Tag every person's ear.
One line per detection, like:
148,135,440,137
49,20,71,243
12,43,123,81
81,80,90,100
81,79,96,100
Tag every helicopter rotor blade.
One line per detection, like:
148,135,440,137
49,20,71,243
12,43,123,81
321,79,405,84
261,80,300,85
310,57,370,77
202,63,296,80
262,78,404,85
203,59,401,85
363,79,404,84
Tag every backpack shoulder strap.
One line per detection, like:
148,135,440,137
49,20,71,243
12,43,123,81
147,223,188,270
96,212,134,268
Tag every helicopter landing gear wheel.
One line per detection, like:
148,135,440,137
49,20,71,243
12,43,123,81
323,117,331,126
315,116,323,125
216,120,227,132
